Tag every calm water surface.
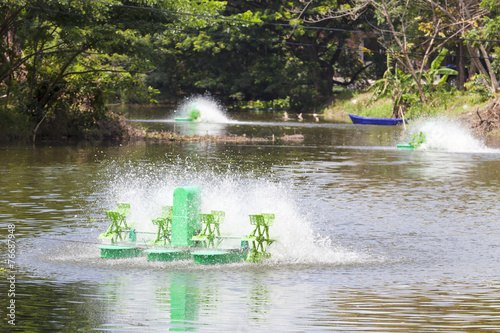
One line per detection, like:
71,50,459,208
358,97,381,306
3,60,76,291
1,107,500,332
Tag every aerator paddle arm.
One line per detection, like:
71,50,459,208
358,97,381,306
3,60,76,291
150,206,173,245
242,213,275,263
99,203,131,244
191,210,225,248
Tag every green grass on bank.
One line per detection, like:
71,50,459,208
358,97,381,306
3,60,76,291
323,87,492,120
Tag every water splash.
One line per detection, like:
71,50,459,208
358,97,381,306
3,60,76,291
97,160,368,266
405,117,488,152
174,95,230,123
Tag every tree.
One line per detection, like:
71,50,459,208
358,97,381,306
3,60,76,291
296,0,495,116
371,48,457,117
161,0,384,111
0,0,227,141
462,0,500,93
422,0,497,92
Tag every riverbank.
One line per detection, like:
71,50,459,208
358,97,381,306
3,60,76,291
141,130,270,143
2,90,498,144
322,89,499,136
138,129,304,144
462,97,500,136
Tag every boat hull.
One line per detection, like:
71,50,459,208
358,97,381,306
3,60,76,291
348,114,408,125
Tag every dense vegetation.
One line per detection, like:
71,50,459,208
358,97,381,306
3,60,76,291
1,0,499,141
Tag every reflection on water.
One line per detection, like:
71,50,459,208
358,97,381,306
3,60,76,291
173,121,230,137
1,110,500,331
128,119,231,136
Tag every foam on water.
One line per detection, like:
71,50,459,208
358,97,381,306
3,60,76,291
404,117,488,152
174,95,231,123
97,160,368,266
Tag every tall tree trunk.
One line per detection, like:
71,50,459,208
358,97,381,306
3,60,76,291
479,44,499,92
458,0,497,93
467,45,491,81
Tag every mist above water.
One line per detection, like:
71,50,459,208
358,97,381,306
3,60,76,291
98,160,368,266
403,117,489,153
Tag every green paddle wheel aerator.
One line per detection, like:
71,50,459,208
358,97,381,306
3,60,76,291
98,186,276,264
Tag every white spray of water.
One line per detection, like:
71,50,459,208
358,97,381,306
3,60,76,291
99,161,367,265
405,117,488,152
175,95,230,123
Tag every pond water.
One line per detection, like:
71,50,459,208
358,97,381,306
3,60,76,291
1,103,500,332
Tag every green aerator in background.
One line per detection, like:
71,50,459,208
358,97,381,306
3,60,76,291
175,102,201,122
397,131,426,150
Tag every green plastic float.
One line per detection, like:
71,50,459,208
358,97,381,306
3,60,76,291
99,245,140,258
143,248,192,261
192,248,248,264
98,186,273,264
396,144,415,150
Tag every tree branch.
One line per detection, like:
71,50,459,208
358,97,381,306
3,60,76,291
332,62,374,86
62,68,153,77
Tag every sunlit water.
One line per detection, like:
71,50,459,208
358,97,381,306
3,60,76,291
1,108,500,331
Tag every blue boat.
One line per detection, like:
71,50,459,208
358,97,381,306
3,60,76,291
348,114,409,125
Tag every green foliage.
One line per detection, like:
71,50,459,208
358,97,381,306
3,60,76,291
369,53,417,115
468,15,500,77
369,48,457,117
157,0,382,111
326,90,393,118
237,97,290,110
481,0,500,14
0,105,31,140
419,49,458,88
3,0,498,141
464,74,494,100
0,0,191,140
